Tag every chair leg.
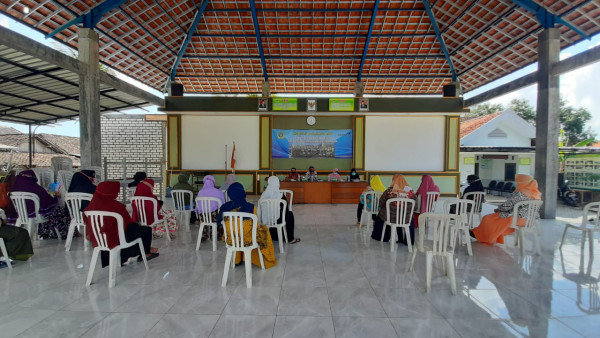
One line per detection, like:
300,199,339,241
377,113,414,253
409,249,418,272
138,241,149,270
390,226,396,252
380,224,387,242
245,252,253,288
559,225,570,249
446,253,457,295
0,239,12,269
86,247,100,287
196,224,205,251
222,249,232,287
588,230,594,258
277,227,284,253
258,248,266,270
519,230,525,256
185,212,191,232
108,250,118,288
212,225,217,252
464,228,472,256
83,225,89,251
405,226,413,253
282,226,289,244
65,221,76,251
425,252,432,293
163,220,171,242
359,212,365,228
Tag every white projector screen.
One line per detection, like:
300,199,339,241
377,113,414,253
365,116,445,171
181,115,259,170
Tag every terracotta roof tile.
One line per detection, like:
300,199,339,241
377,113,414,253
460,113,502,139
0,151,80,169
0,126,21,135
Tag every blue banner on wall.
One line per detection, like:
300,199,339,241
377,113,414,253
272,129,353,159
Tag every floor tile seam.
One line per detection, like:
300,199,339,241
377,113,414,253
2,307,57,338
140,313,168,337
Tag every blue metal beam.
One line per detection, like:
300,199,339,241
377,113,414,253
357,0,380,82
46,0,130,38
422,0,458,82
183,55,445,60
510,0,589,39
193,33,436,38
248,0,268,81
170,0,210,81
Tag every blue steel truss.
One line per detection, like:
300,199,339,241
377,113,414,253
422,0,458,82
46,0,130,38
170,0,210,81
357,0,380,82
510,0,589,38
249,0,268,81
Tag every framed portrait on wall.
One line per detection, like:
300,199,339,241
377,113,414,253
307,99,317,112
359,98,369,112
258,98,268,111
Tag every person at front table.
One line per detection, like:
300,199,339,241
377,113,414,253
305,166,318,182
285,167,300,182
348,168,361,182
328,168,342,182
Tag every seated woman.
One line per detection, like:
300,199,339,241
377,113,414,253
172,174,197,223
370,174,416,244
133,179,178,239
327,168,342,182
220,174,237,193
196,175,226,241
285,168,300,182
260,176,300,244
68,170,97,210
348,168,361,182
128,171,147,188
5,170,72,239
0,216,34,264
356,175,385,225
218,182,277,269
84,181,158,266
472,174,541,246
415,175,440,227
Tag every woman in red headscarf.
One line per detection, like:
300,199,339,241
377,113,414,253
472,174,541,246
84,181,158,267
133,178,178,239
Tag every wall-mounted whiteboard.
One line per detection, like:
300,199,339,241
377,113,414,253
365,116,445,171
181,115,259,170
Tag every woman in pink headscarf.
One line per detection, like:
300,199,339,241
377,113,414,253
415,175,440,227
328,168,342,182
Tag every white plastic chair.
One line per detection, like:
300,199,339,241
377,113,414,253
9,192,52,240
510,200,543,256
221,212,265,288
383,197,415,252
409,213,460,295
280,189,294,211
359,191,382,230
0,238,12,269
32,168,54,190
559,202,600,257
131,196,170,242
444,199,475,256
463,191,486,225
64,192,93,251
172,190,194,232
84,211,149,288
259,198,289,254
57,170,74,207
425,191,440,213
195,197,223,251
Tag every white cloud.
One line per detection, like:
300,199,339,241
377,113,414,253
0,17,8,28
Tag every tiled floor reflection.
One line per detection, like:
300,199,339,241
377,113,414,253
1,199,599,337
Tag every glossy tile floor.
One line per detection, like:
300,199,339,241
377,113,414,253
1,199,599,338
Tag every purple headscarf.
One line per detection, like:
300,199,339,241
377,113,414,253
196,175,225,213
6,169,59,224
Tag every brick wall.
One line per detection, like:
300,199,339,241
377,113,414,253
100,114,166,196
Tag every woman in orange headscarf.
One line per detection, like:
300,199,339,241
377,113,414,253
370,174,416,244
472,174,541,246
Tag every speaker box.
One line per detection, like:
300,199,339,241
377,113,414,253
443,83,457,97
169,82,184,97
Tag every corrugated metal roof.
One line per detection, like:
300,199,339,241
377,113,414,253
1,0,598,95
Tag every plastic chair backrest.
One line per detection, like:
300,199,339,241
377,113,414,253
280,189,294,210
502,182,514,192
364,191,382,214
463,191,485,212
445,199,475,225
32,168,54,189
582,202,600,229
417,213,459,255
131,196,160,226
258,198,287,226
10,192,41,223
510,200,543,229
495,182,505,191
51,156,73,174
65,193,93,224
172,189,193,211
84,210,126,250
195,197,223,223
222,211,258,250
386,197,415,225
488,180,497,190
425,192,440,213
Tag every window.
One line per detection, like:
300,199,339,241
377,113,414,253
505,163,516,181
488,128,507,138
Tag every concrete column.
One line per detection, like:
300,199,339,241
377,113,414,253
261,80,270,97
535,28,560,219
354,81,365,97
78,28,102,167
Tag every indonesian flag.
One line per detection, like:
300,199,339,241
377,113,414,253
231,142,236,172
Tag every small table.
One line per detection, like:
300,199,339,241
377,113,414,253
572,189,594,204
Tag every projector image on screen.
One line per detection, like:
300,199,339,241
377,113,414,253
272,129,352,159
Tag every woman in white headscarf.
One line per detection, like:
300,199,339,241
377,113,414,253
260,176,300,244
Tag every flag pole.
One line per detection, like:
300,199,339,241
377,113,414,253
225,144,227,171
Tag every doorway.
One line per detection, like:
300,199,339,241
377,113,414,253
505,163,516,181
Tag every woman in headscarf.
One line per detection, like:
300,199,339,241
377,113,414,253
414,175,440,227
196,175,226,241
133,178,178,239
128,171,147,188
328,168,342,182
260,176,300,244
357,175,385,225
472,174,541,246
171,174,197,223
0,215,33,263
84,181,158,267
5,169,72,239
220,174,237,192
68,170,97,210
462,174,485,198
348,168,361,182
370,174,416,245
218,182,277,269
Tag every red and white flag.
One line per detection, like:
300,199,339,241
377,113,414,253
230,142,236,172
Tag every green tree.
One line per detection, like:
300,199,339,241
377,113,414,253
467,102,504,117
559,98,595,146
508,98,536,124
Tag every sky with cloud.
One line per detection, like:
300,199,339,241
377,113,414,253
1,13,599,138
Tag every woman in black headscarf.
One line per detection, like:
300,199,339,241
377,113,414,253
348,168,361,182
128,172,147,188
68,170,97,210
462,174,485,198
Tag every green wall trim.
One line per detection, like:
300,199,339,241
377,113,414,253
353,116,365,170
260,115,271,169
445,116,460,171
167,115,181,169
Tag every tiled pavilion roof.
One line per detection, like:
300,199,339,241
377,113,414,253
0,1,599,95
